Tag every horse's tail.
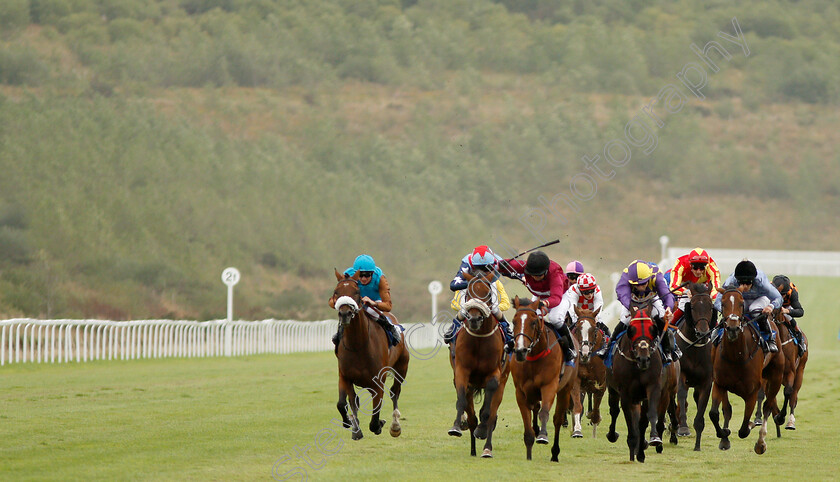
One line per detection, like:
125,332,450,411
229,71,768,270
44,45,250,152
473,388,485,405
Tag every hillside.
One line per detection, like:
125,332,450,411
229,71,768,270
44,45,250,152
0,0,838,321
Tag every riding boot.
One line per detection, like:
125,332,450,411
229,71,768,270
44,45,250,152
332,324,344,347
601,322,627,359
558,322,577,365
443,318,461,345
499,317,514,354
377,315,400,347
669,329,682,360
597,321,612,339
789,319,805,355
757,315,778,353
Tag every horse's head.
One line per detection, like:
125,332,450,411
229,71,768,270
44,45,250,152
461,270,496,332
718,287,746,341
333,268,362,326
574,306,602,364
687,282,714,334
628,307,657,370
511,296,544,362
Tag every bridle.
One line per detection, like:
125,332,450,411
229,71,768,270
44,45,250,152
677,291,714,348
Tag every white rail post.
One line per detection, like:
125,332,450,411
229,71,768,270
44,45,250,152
222,268,240,356
428,281,442,322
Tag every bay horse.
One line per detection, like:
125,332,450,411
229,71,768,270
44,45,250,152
447,270,510,458
333,270,410,440
753,308,808,433
510,297,581,461
572,306,606,438
674,282,715,451
605,306,664,463
709,288,784,454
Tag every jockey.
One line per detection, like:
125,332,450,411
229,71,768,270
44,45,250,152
556,272,612,356
499,250,577,365
565,260,585,284
713,260,782,353
328,254,400,347
444,245,514,352
609,260,678,361
773,274,806,355
669,247,722,323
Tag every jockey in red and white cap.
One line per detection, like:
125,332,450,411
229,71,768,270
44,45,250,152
556,272,612,355
669,247,722,323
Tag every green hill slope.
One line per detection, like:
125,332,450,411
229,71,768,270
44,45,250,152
0,0,838,320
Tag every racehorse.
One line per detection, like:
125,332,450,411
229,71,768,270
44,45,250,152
605,306,665,462
572,307,606,438
333,270,410,440
447,270,511,458
753,308,809,433
709,288,784,454
674,282,716,451
510,297,581,461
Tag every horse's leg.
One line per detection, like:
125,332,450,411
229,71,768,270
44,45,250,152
480,376,504,458
765,362,785,438
668,394,680,446
367,386,385,436
677,375,691,436
467,395,478,457
693,378,713,451
515,390,535,460
591,388,605,438
532,404,540,435
752,387,765,428
347,385,364,440
646,383,662,448
708,382,730,450
551,397,564,462
337,376,352,430
475,376,499,441
622,398,641,462
739,390,758,439
606,387,620,443
570,380,584,439
788,354,806,430
536,386,555,445
449,367,469,437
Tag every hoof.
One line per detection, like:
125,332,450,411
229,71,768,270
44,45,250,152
656,444,663,454
475,424,487,440
738,426,751,439
352,430,363,441
572,430,583,438
785,424,796,431
460,414,469,430
448,427,462,437
719,439,730,451
677,426,691,437
607,431,619,443
754,417,763,427
481,449,493,458
536,434,549,444
649,436,662,447
755,442,766,455
390,426,401,437
371,419,385,435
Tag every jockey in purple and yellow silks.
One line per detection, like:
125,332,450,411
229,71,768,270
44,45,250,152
607,260,678,361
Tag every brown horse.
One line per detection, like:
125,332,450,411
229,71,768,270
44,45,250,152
675,282,716,451
754,309,808,433
333,270,410,440
447,270,510,458
572,307,606,438
510,297,581,461
605,307,664,463
709,288,784,453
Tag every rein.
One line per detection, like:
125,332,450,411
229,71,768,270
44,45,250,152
515,307,559,361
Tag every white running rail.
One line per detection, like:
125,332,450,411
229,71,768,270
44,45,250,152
0,319,441,366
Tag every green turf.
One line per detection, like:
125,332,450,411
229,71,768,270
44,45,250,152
2,277,839,480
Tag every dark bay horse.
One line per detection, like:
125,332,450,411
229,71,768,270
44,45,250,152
510,297,581,461
709,288,784,454
605,307,664,462
448,270,510,458
333,270,410,440
754,309,808,433
674,282,715,451
572,307,606,438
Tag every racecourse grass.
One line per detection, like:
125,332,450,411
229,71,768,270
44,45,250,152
2,277,840,480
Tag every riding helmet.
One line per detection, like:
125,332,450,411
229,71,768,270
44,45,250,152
565,260,585,275
352,254,377,272
524,251,550,276
734,260,757,283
